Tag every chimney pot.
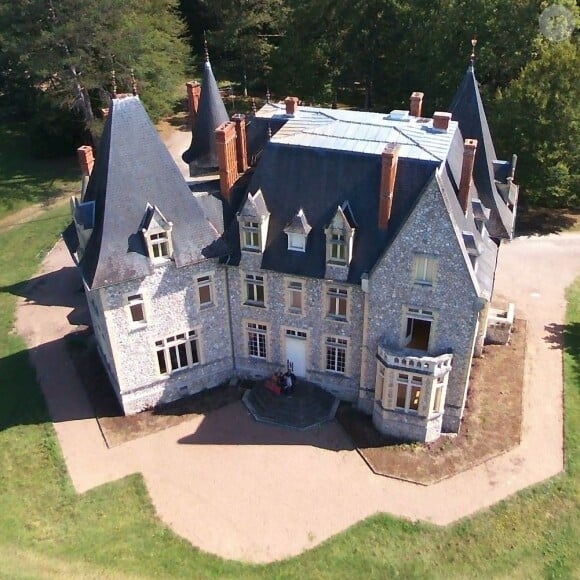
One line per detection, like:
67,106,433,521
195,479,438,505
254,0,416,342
459,138,478,214
77,145,95,178
285,96,299,116
379,143,400,229
215,121,239,199
433,111,452,131
410,92,424,117
186,81,201,127
232,113,248,173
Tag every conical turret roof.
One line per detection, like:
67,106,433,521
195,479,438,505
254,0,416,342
182,59,229,172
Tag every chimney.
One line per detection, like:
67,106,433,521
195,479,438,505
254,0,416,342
77,145,95,177
285,96,299,116
433,111,452,131
186,81,201,127
379,143,400,229
232,113,249,173
410,92,424,117
458,139,478,214
215,121,238,198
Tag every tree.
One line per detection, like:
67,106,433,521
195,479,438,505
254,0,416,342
0,0,189,153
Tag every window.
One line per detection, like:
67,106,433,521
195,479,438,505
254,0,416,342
247,322,267,358
413,255,436,285
245,274,265,306
287,281,303,313
326,337,347,373
405,308,433,351
149,231,170,259
327,287,348,319
288,233,306,252
433,378,445,413
155,330,200,375
127,294,146,324
395,373,422,413
329,233,347,263
197,275,213,308
242,221,260,250
375,362,387,401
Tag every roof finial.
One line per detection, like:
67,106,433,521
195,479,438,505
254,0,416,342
267,123,272,140
470,38,478,67
251,98,257,114
266,87,271,104
130,68,138,96
111,69,117,98
203,31,209,63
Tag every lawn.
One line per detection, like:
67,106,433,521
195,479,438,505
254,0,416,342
0,143,578,578
0,124,78,221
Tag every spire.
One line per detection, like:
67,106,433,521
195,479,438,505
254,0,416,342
251,98,257,115
182,41,229,174
266,88,271,105
111,69,117,99
130,68,138,96
204,31,210,63
470,38,477,68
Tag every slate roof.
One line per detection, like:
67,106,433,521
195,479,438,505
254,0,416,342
450,66,515,239
182,60,229,170
69,95,227,290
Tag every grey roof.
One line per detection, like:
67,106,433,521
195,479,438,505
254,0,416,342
284,209,312,235
182,61,229,169
450,66,515,239
73,95,227,289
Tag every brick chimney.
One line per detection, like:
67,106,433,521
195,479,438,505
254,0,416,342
410,92,424,117
285,96,299,116
433,112,452,131
77,145,95,177
215,121,238,198
379,143,400,229
186,81,201,127
232,114,248,173
458,139,478,214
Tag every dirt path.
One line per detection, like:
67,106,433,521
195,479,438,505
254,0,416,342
14,232,580,563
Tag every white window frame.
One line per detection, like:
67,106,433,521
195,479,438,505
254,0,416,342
242,221,261,251
325,336,348,374
287,232,306,252
404,307,434,351
126,293,146,326
329,232,347,263
413,254,437,286
395,373,422,413
286,280,303,314
327,286,348,320
149,231,171,259
247,322,268,359
245,273,265,306
433,377,445,414
197,274,214,309
155,330,201,375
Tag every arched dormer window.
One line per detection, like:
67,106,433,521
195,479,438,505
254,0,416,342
141,204,174,261
283,208,311,252
325,202,356,266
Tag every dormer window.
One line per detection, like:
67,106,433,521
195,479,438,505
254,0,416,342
141,204,173,262
284,208,311,253
237,190,270,254
150,232,170,258
325,203,356,266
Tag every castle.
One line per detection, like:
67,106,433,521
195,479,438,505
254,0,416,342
64,52,518,442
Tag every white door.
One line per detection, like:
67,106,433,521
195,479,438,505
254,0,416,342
285,336,307,377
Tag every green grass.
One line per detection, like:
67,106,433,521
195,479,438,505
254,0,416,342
0,134,578,577
0,124,78,221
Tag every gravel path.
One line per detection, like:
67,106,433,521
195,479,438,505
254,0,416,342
13,122,580,562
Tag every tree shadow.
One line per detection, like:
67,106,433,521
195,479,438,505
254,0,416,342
515,207,578,237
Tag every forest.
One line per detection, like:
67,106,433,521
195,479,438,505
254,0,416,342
0,0,577,207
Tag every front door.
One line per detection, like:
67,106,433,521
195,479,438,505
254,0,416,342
285,330,307,377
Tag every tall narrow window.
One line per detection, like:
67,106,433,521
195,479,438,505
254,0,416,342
433,378,445,413
325,336,347,373
245,274,265,306
247,322,267,359
155,330,200,375
327,287,348,319
405,308,433,351
287,281,303,313
329,233,347,263
127,294,146,324
242,221,260,250
197,275,213,308
149,232,170,258
395,373,422,413
413,255,437,285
